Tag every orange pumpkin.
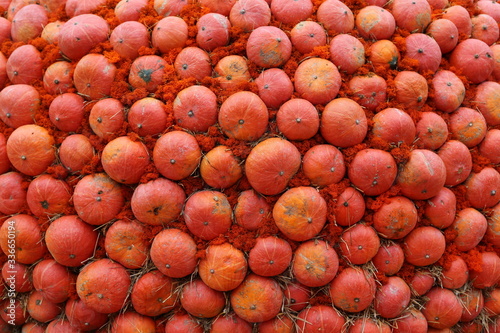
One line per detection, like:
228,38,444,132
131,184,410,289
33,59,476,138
426,19,459,54
355,5,396,40
151,16,188,53
109,21,149,60
348,73,386,111
153,0,189,16
329,267,376,312
214,55,251,90
26,174,71,217
246,26,292,68
150,228,197,278
271,0,313,26
368,39,400,69
302,144,345,187
131,270,177,316
128,97,168,137
372,196,418,240
180,279,225,318
10,4,47,43
273,186,327,242
317,0,354,34
229,0,271,32
218,91,269,142
153,130,202,181
110,311,156,333
391,0,431,33
348,149,397,196
0,172,27,215
198,243,247,291
131,177,185,226
72,173,125,225
115,0,148,22
73,53,116,100
329,34,365,74
196,13,231,51
396,149,447,200
321,97,368,148
45,215,98,267
183,190,232,240
276,98,319,141
5,44,43,84
200,145,243,189
0,84,40,128
234,189,270,231
58,134,94,173
6,124,55,176
104,219,149,269
292,240,339,287
101,136,150,184
415,112,449,150
65,298,109,331
403,227,446,266
394,71,428,107
76,259,131,314
43,61,73,95
88,98,125,140
41,20,64,44
48,93,85,132
0,214,46,264
449,107,487,148
174,47,212,81
294,57,342,105
255,68,294,109
173,85,218,132
128,55,167,93
290,21,327,54
26,290,61,323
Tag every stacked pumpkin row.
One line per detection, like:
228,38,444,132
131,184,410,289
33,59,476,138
0,0,500,332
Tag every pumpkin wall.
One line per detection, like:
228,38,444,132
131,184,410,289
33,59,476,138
0,0,499,331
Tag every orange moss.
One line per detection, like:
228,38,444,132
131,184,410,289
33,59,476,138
365,185,402,212
437,245,461,271
137,45,158,56
138,0,164,29
47,3,69,22
463,248,483,272
89,40,115,55
470,148,492,173
375,270,389,284
92,0,121,30
367,135,391,151
179,176,204,198
324,222,343,248
0,40,23,57
31,38,61,70
310,0,328,21
224,225,257,253
288,169,311,188
450,185,471,211
398,263,416,284
341,143,369,166
93,235,107,259
256,213,281,239
309,291,332,306
46,165,69,180
305,45,331,60
390,144,412,165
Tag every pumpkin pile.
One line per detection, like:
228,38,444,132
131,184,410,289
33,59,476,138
0,0,500,332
